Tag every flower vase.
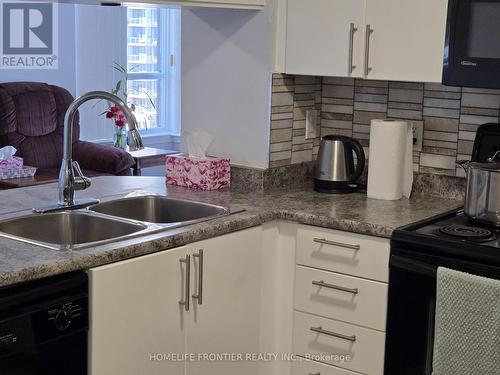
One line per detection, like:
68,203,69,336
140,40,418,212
113,125,126,149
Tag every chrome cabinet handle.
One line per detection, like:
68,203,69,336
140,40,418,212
312,280,359,295
364,24,373,77
192,249,203,305
310,326,356,342
348,22,357,74
313,237,360,250
309,373,320,375
179,255,190,311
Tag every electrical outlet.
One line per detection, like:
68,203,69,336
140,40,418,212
412,121,423,151
305,109,318,139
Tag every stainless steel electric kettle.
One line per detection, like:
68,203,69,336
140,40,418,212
314,135,366,193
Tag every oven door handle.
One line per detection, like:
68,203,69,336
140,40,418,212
390,254,438,277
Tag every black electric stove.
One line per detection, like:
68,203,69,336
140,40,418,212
414,211,498,244
391,209,500,269
384,209,500,375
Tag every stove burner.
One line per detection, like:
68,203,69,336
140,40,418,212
438,225,497,242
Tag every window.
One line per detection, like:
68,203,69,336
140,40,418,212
126,7,181,136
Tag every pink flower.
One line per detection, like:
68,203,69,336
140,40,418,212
115,120,125,127
105,111,114,119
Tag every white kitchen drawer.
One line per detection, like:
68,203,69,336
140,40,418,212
294,266,388,331
293,311,385,375
296,226,390,282
292,358,361,375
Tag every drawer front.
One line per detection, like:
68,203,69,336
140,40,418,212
293,311,385,375
296,226,390,282
294,266,388,331
292,358,360,375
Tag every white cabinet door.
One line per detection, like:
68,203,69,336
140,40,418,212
364,0,448,82
186,227,263,375
89,247,188,375
285,0,366,77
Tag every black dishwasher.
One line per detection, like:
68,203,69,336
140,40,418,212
0,271,88,375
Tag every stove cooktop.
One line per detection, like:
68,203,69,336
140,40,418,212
413,211,500,249
391,209,500,276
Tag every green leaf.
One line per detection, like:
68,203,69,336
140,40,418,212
113,62,127,74
112,80,122,95
130,88,156,109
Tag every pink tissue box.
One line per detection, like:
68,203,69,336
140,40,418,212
166,154,230,191
0,156,23,171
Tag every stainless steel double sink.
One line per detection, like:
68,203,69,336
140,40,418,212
0,195,230,250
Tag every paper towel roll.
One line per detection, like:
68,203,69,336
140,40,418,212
367,119,413,200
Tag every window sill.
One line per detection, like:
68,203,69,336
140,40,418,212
92,133,180,152
141,133,180,150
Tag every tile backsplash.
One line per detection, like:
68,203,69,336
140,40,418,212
270,73,500,177
270,75,322,167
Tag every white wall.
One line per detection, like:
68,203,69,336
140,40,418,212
0,2,125,142
0,4,77,95
181,7,272,169
75,5,127,142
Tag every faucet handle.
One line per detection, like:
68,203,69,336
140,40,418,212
72,160,84,176
72,161,91,190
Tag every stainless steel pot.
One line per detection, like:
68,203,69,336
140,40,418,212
458,151,500,228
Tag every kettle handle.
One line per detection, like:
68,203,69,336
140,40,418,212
348,138,366,182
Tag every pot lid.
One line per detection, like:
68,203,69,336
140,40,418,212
469,160,500,171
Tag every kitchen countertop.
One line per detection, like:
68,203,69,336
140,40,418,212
0,176,462,287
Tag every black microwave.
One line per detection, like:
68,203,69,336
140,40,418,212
443,0,500,88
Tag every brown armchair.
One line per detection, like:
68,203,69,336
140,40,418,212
0,82,135,177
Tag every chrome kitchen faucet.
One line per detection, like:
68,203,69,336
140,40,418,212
34,91,144,213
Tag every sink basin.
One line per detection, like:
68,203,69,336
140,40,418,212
90,195,229,224
0,211,147,250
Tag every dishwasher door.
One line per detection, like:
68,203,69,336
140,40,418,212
0,327,87,375
0,272,88,375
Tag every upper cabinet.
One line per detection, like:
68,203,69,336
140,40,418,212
99,0,265,9
364,0,448,82
281,0,448,82
285,0,366,78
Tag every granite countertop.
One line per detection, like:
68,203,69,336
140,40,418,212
0,176,462,287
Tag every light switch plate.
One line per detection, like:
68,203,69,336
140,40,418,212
412,121,423,152
305,109,318,139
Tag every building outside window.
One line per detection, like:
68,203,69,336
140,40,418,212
126,7,181,136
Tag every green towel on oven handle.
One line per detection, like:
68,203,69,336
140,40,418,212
432,267,500,375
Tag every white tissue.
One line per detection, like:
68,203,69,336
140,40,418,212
0,146,16,160
186,131,214,159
